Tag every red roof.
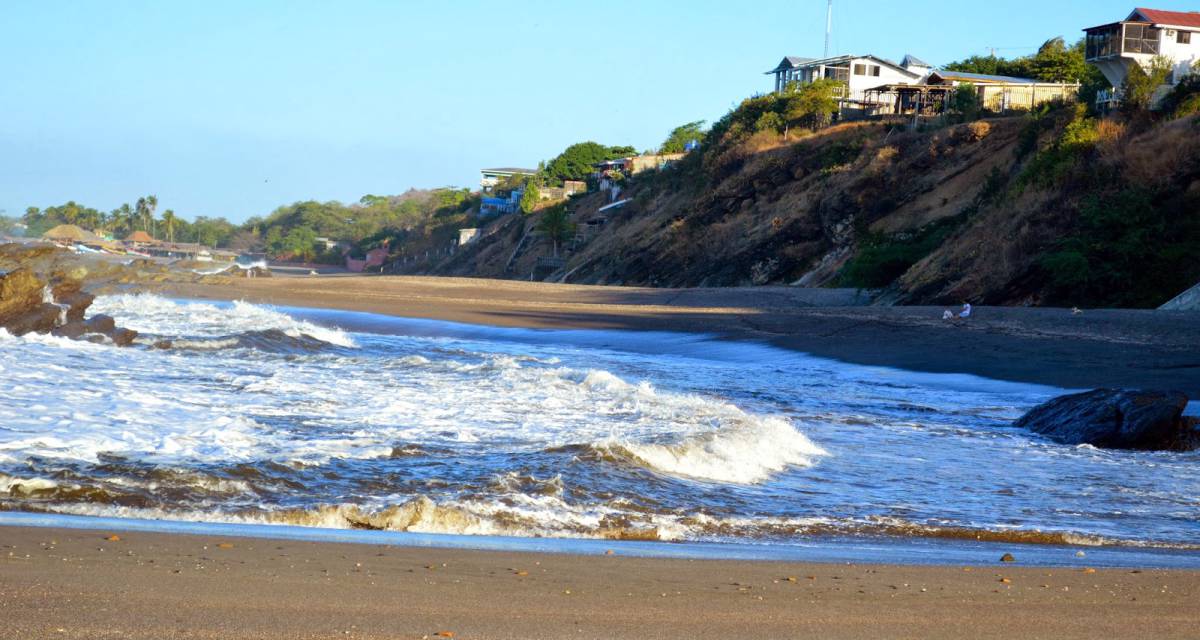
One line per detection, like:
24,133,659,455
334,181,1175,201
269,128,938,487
1131,8,1200,28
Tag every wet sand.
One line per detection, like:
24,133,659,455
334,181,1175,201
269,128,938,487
2,525,1198,639
164,275,1200,397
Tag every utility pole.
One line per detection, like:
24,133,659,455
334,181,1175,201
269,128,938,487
824,0,833,59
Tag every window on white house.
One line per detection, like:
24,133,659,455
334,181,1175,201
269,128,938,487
1179,31,1192,45
871,65,881,76
853,64,866,75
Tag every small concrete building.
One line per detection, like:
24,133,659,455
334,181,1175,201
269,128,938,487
458,228,481,246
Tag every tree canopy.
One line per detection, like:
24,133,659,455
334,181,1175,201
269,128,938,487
541,142,636,184
537,205,576,257
945,37,1099,84
660,121,707,153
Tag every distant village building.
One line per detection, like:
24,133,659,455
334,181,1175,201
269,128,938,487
1084,7,1200,106
346,246,388,273
866,70,1080,115
480,167,537,193
766,54,931,112
125,230,155,245
458,228,480,245
591,153,686,181
537,180,588,201
480,188,524,217
314,236,347,252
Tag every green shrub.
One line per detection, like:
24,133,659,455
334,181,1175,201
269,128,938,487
840,216,965,289
1040,187,1200,307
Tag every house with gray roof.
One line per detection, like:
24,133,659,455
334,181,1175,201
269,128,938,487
765,53,932,113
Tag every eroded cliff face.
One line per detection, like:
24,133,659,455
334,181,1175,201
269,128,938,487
427,109,1198,308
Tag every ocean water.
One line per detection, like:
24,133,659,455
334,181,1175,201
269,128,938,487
1,294,1197,552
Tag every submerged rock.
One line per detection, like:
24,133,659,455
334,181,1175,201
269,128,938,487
1015,389,1199,451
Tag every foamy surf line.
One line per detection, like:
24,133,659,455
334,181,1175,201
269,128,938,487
223,299,1073,395
4,512,1199,569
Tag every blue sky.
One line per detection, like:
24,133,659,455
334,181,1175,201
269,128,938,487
1,0,1190,223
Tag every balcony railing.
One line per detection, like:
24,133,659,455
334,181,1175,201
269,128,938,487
1086,22,1160,59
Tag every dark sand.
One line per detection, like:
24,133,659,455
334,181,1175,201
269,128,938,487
2,525,1198,639
165,275,1200,397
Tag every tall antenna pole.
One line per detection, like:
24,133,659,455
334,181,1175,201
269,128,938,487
824,0,833,58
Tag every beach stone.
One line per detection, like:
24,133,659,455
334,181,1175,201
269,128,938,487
85,314,117,335
1014,389,1199,451
53,285,95,323
4,303,62,335
51,321,88,339
0,268,48,326
110,327,138,347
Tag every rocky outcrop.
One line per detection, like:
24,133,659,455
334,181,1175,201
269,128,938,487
0,267,137,345
1015,389,1199,451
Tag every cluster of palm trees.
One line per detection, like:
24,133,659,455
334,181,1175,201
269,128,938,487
85,195,178,242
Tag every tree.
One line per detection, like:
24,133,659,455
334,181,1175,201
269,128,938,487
952,83,982,120
537,206,575,257
660,120,707,153
111,203,135,237
264,226,285,256
542,142,636,184
519,183,540,215
783,78,841,132
282,226,318,262
161,209,177,243
146,195,158,236
1121,56,1175,114
755,111,784,134
136,196,150,234
1029,37,1088,83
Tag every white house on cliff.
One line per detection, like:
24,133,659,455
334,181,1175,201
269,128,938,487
766,54,932,112
1084,7,1200,95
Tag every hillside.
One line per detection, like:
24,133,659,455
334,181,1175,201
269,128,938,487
416,104,1200,309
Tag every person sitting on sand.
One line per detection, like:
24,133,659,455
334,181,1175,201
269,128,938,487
959,303,972,319
942,310,954,321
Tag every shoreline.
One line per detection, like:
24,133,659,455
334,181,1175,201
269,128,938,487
158,275,1200,397
3,521,1198,640
5,511,1200,569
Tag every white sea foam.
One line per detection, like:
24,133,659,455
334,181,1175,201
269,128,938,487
90,294,356,347
617,416,826,484
2,293,1196,549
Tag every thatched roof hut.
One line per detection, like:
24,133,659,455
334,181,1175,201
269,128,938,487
42,224,101,243
125,230,156,244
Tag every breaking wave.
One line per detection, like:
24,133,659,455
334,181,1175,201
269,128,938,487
90,294,356,348
3,293,1198,553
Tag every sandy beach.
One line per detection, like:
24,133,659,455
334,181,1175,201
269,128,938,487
2,524,1198,640
165,274,1200,397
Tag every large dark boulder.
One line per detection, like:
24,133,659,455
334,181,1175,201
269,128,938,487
1015,389,1199,451
0,268,47,323
0,266,137,346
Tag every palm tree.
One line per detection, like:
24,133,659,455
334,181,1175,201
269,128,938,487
135,197,148,234
161,209,177,243
111,203,134,237
146,195,158,237
537,207,576,258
